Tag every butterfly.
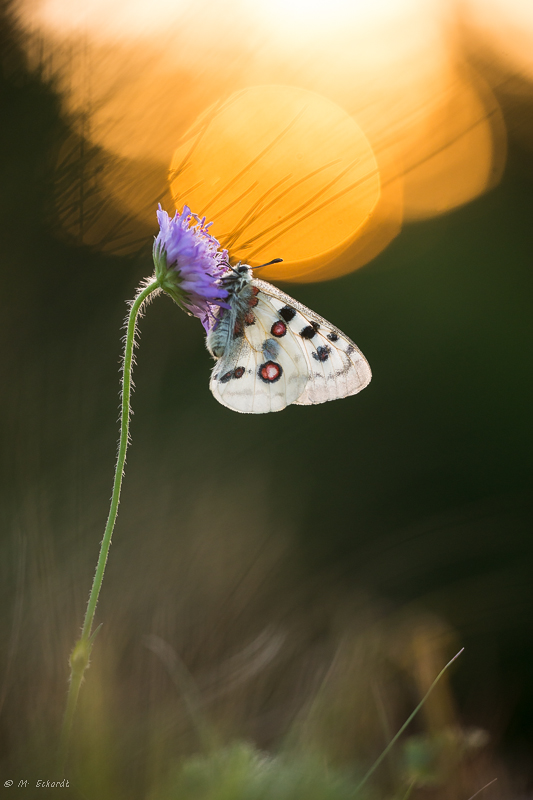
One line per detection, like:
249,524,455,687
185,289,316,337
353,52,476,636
206,261,371,413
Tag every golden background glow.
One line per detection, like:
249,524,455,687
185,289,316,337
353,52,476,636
169,86,381,281
3,2,533,792
18,0,520,279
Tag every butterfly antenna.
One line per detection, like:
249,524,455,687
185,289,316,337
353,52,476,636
251,258,283,271
220,259,239,275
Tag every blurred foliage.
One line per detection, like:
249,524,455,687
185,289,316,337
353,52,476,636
0,1,532,798
152,743,370,800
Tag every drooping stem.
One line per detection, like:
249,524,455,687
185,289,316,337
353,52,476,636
59,278,161,769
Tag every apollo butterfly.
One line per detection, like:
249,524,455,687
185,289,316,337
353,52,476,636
206,263,371,414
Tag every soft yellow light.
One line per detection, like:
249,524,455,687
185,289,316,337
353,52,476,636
21,0,507,267
27,0,193,38
247,0,425,42
392,65,506,220
465,0,533,79
170,86,387,281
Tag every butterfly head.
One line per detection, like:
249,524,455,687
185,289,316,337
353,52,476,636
235,263,253,284
220,258,283,288
218,263,253,296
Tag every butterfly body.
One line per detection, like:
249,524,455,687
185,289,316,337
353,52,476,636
206,266,256,359
206,265,371,414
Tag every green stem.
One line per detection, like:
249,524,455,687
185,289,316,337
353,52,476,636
355,648,464,795
59,278,160,769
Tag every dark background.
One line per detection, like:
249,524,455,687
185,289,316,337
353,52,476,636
1,2,532,797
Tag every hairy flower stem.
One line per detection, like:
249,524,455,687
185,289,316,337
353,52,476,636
59,279,161,770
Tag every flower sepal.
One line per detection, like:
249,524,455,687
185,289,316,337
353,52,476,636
152,240,188,308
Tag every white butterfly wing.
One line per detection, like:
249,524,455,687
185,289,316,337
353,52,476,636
209,291,308,414
252,278,372,406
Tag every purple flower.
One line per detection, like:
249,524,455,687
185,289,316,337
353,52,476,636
153,205,229,331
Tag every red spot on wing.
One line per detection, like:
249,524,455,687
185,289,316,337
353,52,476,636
271,321,287,337
259,361,282,382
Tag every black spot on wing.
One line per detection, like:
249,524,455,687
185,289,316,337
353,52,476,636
279,305,296,322
327,332,339,342
300,322,320,339
312,345,331,362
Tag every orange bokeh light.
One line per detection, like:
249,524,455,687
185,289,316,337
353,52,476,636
170,86,384,282
20,0,509,277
